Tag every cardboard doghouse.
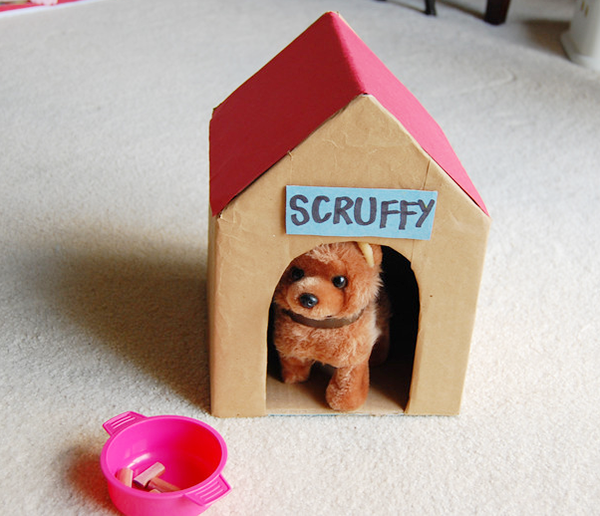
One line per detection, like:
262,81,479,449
208,12,490,417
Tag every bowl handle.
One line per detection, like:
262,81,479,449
103,411,147,436
184,475,231,508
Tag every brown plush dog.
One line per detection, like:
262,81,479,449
272,242,389,411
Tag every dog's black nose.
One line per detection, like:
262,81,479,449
299,293,319,309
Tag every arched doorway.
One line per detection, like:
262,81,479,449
265,243,419,413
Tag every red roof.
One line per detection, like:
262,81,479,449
209,12,488,216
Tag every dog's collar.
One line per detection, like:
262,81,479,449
282,308,365,329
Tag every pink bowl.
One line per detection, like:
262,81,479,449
100,411,230,516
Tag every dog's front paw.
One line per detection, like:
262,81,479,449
280,356,314,384
326,363,369,411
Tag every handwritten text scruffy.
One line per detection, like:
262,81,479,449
285,186,438,240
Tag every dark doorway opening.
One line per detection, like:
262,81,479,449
368,246,420,410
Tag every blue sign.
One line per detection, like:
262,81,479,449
285,185,437,240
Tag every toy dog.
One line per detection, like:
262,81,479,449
272,242,390,411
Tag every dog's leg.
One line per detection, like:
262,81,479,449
326,361,370,411
279,355,314,384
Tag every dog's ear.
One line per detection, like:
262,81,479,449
357,242,382,267
357,242,374,266
356,242,383,267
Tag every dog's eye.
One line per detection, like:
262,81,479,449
290,267,305,281
332,276,347,289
